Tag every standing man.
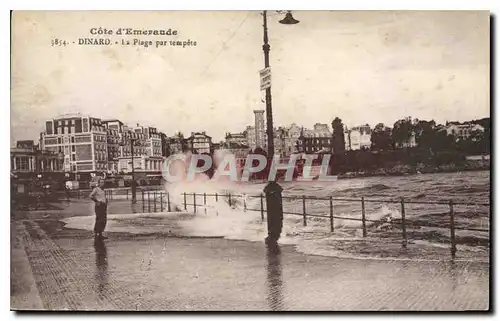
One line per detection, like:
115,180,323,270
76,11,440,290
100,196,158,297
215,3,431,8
89,178,108,239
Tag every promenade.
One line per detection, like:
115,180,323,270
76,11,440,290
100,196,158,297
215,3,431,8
11,200,490,311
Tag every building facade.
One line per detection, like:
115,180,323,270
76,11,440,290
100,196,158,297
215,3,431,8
284,123,302,156
225,132,248,146
245,126,257,151
394,132,418,148
226,142,251,168
11,140,63,173
313,123,331,137
446,122,485,141
345,124,372,151
296,130,332,154
186,132,212,154
40,114,108,173
253,110,266,150
40,115,167,176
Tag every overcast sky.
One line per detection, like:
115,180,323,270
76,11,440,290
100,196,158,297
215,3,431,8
11,10,489,144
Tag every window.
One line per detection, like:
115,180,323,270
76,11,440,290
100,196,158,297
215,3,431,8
71,120,75,125
58,121,62,126
65,120,69,125
72,146,75,152
71,137,75,143
72,154,76,161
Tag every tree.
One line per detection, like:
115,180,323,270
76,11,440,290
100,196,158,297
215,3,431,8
371,123,393,151
432,129,455,152
331,117,345,154
473,118,490,154
392,117,414,148
413,120,436,150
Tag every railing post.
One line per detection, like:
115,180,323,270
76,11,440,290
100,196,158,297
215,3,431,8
244,196,247,212
153,191,157,212
193,193,197,214
228,193,232,207
126,189,128,200
183,192,187,210
203,193,207,205
167,192,171,212
148,191,151,212
401,198,407,249
449,200,456,259
215,192,218,202
260,193,264,222
361,196,367,237
302,195,307,227
160,192,164,212
329,196,334,232
142,190,145,212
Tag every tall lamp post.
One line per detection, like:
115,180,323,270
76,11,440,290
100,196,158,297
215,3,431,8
262,10,299,246
262,10,299,161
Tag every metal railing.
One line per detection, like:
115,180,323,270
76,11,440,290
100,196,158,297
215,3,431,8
122,190,489,260
16,187,490,259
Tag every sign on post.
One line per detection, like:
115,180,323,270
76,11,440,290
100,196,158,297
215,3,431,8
260,67,271,91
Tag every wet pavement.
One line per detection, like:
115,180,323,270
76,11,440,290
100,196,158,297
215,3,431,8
11,200,490,311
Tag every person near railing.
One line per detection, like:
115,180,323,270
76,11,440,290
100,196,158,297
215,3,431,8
89,178,108,240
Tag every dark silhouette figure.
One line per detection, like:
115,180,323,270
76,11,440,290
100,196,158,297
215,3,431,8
264,181,284,244
89,179,108,239
93,237,109,299
65,185,71,202
266,244,284,311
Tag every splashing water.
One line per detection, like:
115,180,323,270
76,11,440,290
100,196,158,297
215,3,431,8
162,150,401,246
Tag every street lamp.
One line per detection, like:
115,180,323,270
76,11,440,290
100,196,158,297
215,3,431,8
262,10,299,246
262,10,300,161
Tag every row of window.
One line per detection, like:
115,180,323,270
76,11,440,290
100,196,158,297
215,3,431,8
122,147,147,155
71,163,94,171
45,135,94,145
57,119,76,126
95,162,107,170
95,143,107,151
95,151,107,161
94,135,106,142
302,139,331,145
145,160,162,170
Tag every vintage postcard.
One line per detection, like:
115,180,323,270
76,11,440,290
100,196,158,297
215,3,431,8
10,10,490,311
